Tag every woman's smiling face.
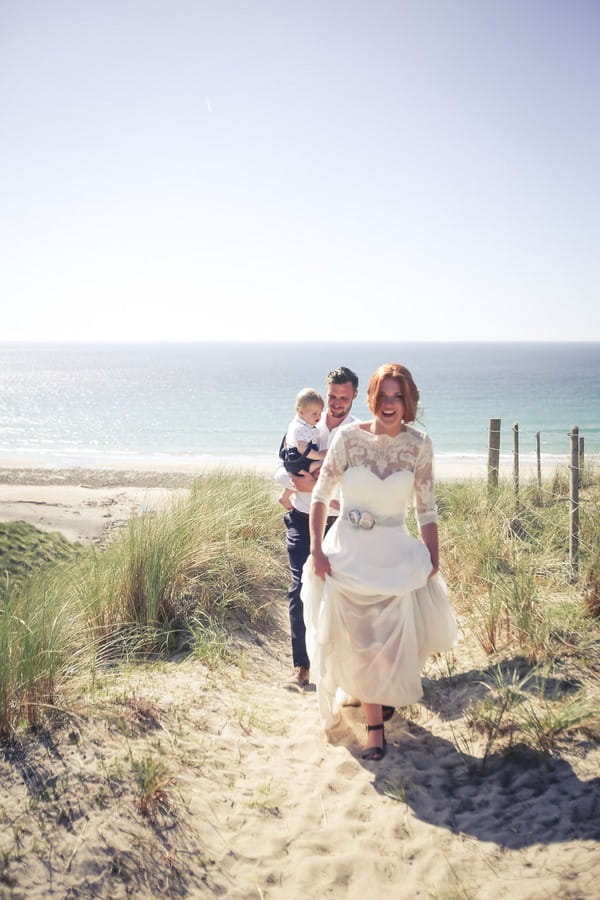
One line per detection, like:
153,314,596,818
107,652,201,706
372,376,405,434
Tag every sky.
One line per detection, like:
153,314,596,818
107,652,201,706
1,0,599,342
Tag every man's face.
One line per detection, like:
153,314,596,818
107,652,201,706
326,381,358,420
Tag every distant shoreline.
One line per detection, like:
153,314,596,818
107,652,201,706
0,449,584,486
0,453,592,547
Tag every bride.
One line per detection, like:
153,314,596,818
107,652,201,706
302,363,457,761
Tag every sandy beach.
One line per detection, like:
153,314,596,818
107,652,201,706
0,452,574,546
1,464,598,898
2,613,598,899
0,467,198,545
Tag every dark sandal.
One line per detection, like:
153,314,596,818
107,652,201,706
382,705,395,722
361,723,386,761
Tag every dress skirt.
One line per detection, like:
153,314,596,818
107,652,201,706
301,522,457,730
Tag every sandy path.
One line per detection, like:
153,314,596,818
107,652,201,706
1,609,598,898
0,469,598,897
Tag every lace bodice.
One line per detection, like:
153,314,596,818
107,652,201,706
312,421,438,527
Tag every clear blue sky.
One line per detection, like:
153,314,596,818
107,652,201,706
1,0,598,341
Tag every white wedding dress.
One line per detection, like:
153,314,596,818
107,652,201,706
301,421,457,729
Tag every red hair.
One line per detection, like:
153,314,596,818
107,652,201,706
367,364,419,423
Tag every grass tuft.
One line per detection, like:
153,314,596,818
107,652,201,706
0,464,598,765
0,471,286,738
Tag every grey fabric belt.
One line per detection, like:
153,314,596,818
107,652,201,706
343,509,405,530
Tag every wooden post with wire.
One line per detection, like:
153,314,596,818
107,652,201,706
569,426,579,581
535,431,542,490
488,418,501,490
512,422,519,507
579,434,585,482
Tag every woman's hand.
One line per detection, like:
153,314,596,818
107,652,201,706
428,564,439,579
311,548,331,581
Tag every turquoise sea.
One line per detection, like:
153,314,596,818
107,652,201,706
0,342,598,469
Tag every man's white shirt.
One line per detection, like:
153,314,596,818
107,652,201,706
275,412,358,514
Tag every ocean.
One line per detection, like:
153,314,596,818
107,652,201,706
0,342,598,470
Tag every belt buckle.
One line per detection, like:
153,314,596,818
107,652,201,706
348,509,375,530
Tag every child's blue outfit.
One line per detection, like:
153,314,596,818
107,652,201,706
279,415,321,476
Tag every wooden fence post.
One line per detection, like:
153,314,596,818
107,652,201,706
535,431,541,490
579,435,585,481
488,418,501,490
512,422,519,507
569,426,579,580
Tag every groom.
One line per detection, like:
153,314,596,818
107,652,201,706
276,366,359,689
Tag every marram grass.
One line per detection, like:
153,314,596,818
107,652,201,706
437,469,600,664
0,471,287,738
0,466,598,753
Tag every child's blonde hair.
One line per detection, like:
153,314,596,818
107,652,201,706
295,388,324,412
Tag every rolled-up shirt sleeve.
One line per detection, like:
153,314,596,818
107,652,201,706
274,465,294,488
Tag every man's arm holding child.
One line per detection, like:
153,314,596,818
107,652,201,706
295,440,327,462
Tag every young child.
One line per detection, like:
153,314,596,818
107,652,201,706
278,388,327,510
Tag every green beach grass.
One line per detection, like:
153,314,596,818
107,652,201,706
0,466,598,754
0,471,288,739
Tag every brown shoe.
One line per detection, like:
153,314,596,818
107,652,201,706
283,666,310,690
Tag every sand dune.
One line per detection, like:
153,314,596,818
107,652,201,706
0,468,598,897
1,612,597,898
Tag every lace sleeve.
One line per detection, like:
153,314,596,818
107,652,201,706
312,427,348,505
414,434,438,527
